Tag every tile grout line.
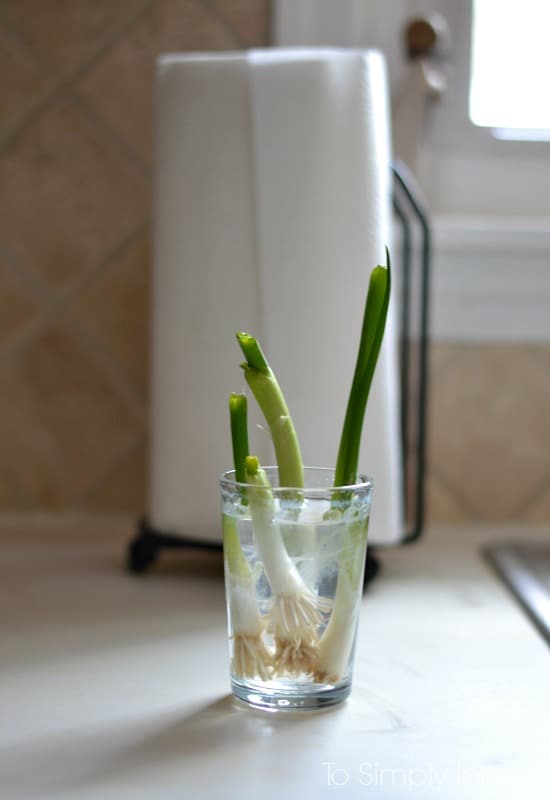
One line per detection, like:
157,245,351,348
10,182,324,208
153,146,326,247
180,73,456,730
0,313,60,369
197,0,249,49
0,24,53,143
508,474,550,521
427,466,478,521
0,251,51,311
0,242,58,306
0,11,48,69
56,221,151,406
0,0,157,152
0,222,150,369
61,310,148,422
0,299,148,426
53,223,150,310
71,94,152,184
73,434,148,512
66,309,150,416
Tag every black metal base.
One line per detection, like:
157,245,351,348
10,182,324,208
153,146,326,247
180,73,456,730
127,518,222,573
127,517,380,588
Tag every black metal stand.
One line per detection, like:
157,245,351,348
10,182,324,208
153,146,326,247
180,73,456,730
127,517,222,573
127,165,431,584
391,161,431,543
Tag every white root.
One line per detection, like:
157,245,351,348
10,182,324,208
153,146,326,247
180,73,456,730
269,592,324,676
227,578,273,680
232,633,273,681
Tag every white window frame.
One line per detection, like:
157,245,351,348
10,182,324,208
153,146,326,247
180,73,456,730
273,0,550,342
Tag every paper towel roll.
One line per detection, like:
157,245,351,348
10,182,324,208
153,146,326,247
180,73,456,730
151,49,403,545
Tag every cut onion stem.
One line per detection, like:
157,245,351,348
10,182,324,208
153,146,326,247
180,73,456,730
237,333,304,489
229,392,249,486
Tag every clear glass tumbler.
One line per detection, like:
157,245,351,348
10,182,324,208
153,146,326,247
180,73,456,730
220,466,373,711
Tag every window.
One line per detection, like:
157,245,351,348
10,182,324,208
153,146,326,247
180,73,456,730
274,0,550,340
470,0,550,138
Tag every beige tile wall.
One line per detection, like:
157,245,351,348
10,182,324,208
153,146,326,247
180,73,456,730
0,2,548,524
427,343,550,522
0,0,269,515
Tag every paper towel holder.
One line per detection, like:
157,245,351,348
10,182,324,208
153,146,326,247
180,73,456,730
127,164,431,578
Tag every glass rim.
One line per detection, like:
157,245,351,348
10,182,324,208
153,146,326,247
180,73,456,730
219,465,374,493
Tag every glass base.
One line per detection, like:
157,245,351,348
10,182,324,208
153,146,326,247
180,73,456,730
231,676,351,712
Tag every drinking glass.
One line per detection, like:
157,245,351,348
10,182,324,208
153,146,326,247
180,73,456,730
220,466,373,711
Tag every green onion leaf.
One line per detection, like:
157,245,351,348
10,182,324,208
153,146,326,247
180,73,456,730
334,249,391,487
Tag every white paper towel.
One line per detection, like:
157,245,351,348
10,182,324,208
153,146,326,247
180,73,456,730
151,48,403,545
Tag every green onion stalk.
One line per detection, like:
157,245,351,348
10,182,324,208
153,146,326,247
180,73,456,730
237,335,326,675
223,393,272,680
315,252,391,682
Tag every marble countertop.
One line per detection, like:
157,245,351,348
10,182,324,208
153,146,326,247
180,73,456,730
1,521,549,799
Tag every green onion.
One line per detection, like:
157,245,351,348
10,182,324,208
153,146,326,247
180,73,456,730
245,455,321,675
316,251,391,681
237,333,304,488
334,249,391,487
314,512,370,682
223,394,271,680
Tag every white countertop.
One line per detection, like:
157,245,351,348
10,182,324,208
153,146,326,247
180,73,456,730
1,521,549,799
